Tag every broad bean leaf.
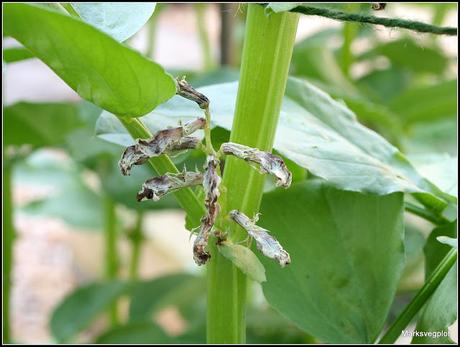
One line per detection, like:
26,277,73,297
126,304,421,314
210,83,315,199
72,3,156,42
14,150,103,229
256,180,405,343
4,3,176,117
95,322,170,344
389,80,457,126
218,243,267,283
50,280,131,342
358,38,449,75
4,102,84,148
96,77,449,213
129,273,203,322
412,264,457,344
437,236,457,249
424,221,457,277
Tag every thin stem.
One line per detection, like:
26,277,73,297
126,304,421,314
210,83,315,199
60,3,80,18
3,160,14,343
378,248,458,344
219,3,235,66
119,117,205,228
104,196,119,326
204,108,216,155
195,3,215,71
405,201,448,225
340,4,359,77
207,5,299,343
145,6,161,58
129,211,144,281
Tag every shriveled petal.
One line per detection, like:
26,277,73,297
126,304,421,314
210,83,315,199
118,118,205,176
137,171,203,202
229,210,291,267
192,155,222,266
176,77,209,109
221,142,292,188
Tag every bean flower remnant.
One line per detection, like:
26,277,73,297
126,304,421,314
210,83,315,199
118,78,293,267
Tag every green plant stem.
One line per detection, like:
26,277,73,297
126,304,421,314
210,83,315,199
104,196,119,326
119,117,205,227
405,201,448,225
3,160,14,343
145,6,161,58
340,4,359,77
378,248,458,344
207,5,299,343
195,3,215,71
60,3,80,18
129,211,144,281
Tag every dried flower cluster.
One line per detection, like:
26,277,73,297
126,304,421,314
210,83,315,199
118,78,293,267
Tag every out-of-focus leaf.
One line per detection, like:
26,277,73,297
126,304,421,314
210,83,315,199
356,67,411,104
50,281,131,342
292,31,360,96
15,150,103,229
218,242,267,283
265,3,303,13
129,273,203,322
3,46,34,63
4,3,176,117
424,221,457,277
437,236,457,249
358,38,449,74
390,80,457,126
408,153,457,199
189,67,239,87
95,322,170,344
72,3,156,42
4,102,83,148
412,264,457,344
96,78,449,214
257,180,405,343
402,118,457,156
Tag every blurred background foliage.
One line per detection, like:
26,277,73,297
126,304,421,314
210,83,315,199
3,2,457,344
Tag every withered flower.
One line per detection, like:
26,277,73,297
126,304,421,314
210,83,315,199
229,210,291,267
119,118,205,176
220,142,292,188
137,171,203,202
193,155,221,265
176,77,210,109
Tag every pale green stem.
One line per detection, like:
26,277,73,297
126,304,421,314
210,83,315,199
207,5,299,343
195,3,215,71
104,196,119,326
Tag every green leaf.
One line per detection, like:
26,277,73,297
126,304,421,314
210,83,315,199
4,102,84,148
97,77,449,213
72,3,156,42
437,236,457,249
3,46,34,63
217,242,267,283
50,280,131,342
265,3,303,14
358,38,449,75
95,322,170,344
4,3,176,117
15,150,103,229
129,273,203,322
258,180,405,343
407,153,457,199
424,221,457,277
412,264,457,344
390,80,457,126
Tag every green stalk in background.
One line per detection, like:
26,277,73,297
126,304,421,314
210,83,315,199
378,248,458,344
195,3,215,71
103,195,119,326
145,4,164,58
128,211,144,281
207,5,299,343
3,160,14,343
340,3,359,77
